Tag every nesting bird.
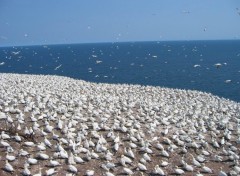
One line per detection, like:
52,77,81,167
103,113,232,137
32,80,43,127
154,165,165,175
4,160,14,173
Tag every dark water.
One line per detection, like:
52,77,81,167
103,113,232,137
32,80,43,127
0,40,240,102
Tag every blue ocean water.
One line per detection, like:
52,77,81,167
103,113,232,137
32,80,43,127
0,40,240,102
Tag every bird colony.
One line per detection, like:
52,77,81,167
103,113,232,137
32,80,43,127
0,73,240,176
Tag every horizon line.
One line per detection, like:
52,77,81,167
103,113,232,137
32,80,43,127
0,38,240,48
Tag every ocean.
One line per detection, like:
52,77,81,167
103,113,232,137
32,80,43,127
0,40,240,102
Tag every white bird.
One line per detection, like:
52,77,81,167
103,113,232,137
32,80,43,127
57,120,63,130
68,165,78,173
14,133,22,142
1,131,10,139
45,122,54,132
195,171,204,176
12,51,20,55
213,155,223,162
114,142,119,152
6,146,14,153
114,134,120,143
123,167,133,175
88,138,95,147
140,158,146,164
120,155,132,166
103,161,116,170
44,137,52,148
56,142,65,152
197,155,206,163
183,162,194,172
161,150,169,157
180,156,185,166
24,127,30,136
22,163,31,176
19,149,29,156
129,142,137,148
83,139,90,149
162,127,169,135
52,131,59,140
6,151,16,161
68,152,76,165
86,170,94,176
91,150,99,159
212,139,220,148
214,63,222,68
37,153,49,160
4,160,14,172
194,64,201,68
27,157,38,165
221,134,227,142
154,165,165,175
41,129,48,136
138,162,147,171
191,154,201,167
202,164,213,173
49,158,61,167
0,112,7,120
143,153,151,161
140,145,153,154
233,165,240,173
74,155,85,164
24,141,35,147
30,115,37,122
103,151,113,161
201,149,211,156
161,160,169,167
125,147,135,159
105,171,115,176
1,139,10,147
175,167,185,175
37,142,46,151
180,146,187,153
59,150,68,159
156,143,164,150
218,169,228,176
46,168,57,176
96,60,102,64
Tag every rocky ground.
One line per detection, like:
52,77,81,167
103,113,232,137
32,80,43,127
0,73,240,176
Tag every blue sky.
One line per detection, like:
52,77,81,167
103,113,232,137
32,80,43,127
0,0,240,46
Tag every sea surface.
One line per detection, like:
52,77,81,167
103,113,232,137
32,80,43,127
0,40,240,102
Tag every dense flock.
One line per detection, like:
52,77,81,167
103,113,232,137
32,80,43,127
0,73,240,176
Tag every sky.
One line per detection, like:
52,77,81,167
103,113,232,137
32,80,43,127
0,0,240,46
